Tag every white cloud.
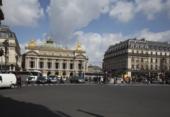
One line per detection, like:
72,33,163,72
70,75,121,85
2,0,44,27
165,0,170,18
74,29,170,66
109,1,135,22
135,29,170,42
109,0,170,22
48,0,109,43
74,31,125,65
135,0,163,20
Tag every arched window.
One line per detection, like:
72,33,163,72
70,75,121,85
55,71,59,76
47,71,51,76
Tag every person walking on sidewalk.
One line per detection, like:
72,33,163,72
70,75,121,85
17,75,22,88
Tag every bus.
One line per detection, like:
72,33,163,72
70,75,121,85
12,71,42,82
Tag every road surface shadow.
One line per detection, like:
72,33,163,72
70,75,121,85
0,95,71,117
77,109,104,117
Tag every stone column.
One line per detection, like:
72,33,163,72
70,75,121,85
74,60,78,75
52,59,55,70
44,58,47,70
59,59,63,77
36,57,39,70
26,57,30,70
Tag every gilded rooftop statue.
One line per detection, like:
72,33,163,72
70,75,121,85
76,41,83,51
27,39,37,49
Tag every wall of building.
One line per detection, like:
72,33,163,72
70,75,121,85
103,39,170,79
22,40,88,78
0,25,21,71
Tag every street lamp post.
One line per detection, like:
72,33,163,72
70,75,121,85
0,48,4,71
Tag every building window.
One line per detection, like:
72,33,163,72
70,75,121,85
155,59,157,63
132,50,134,53
155,65,158,70
141,58,144,63
141,65,144,70
136,64,139,70
63,71,66,76
30,61,35,68
146,65,148,70
0,76,2,82
151,65,153,70
39,62,44,69
70,72,73,77
131,65,134,69
70,63,73,69
48,62,51,69
151,58,153,63
78,63,82,70
55,63,59,69
131,57,134,62
63,63,66,69
47,71,51,76
55,71,59,76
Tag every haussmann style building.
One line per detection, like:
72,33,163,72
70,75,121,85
22,39,88,78
0,25,21,72
103,38,170,80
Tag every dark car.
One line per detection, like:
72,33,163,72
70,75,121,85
36,76,47,84
165,77,170,84
47,76,58,84
70,76,85,83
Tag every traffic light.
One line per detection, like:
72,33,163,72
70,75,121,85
0,48,4,56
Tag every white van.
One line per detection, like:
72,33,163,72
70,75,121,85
0,74,17,88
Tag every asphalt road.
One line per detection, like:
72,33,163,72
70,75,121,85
0,84,170,117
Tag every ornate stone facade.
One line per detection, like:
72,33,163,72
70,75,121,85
103,38,170,79
0,25,21,71
22,39,88,78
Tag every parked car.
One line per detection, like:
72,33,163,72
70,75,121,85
151,78,163,84
36,76,47,84
70,76,85,83
0,73,17,88
166,78,170,84
112,77,123,84
47,76,58,83
26,76,36,84
142,78,149,84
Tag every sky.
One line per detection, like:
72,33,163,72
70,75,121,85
1,0,170,66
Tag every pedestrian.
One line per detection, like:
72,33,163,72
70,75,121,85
60,77,64,84
17,75,22,88
100,77,104,84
